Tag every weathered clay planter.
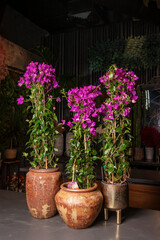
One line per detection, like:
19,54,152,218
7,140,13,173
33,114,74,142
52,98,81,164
55,182,103,229
26,168,61,219
101,181,128,210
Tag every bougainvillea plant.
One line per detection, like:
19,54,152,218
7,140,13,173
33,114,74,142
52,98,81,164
99,65,138,184
17,61,60,169
65,85,102,188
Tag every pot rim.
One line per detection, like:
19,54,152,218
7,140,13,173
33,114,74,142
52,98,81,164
29,167,59,173
101,180,128,186
60,182,98,193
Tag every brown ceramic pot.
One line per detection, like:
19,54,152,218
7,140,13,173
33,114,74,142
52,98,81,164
101,181,128,210
26,168,61,219
55,182,103,229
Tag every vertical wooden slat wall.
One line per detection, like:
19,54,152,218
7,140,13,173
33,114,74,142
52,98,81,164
42,20,160,120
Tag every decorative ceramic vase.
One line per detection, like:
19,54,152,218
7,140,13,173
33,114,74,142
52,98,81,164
145,147,154,162
101,181,128,210
26,168,61,219
55,182,103,229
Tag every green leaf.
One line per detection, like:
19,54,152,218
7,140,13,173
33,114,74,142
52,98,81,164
118,144,127,152
107,167,114,175
92,149,97,155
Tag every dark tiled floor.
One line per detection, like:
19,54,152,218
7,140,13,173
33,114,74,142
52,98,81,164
0,190,160,240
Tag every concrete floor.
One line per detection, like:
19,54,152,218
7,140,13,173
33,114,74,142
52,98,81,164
0,190,160,240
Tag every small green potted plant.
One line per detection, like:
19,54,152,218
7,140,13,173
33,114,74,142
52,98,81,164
17,61,61,219
98,65,138,224
55,85,103,229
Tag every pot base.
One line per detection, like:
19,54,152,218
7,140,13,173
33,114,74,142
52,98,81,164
104,208,126,225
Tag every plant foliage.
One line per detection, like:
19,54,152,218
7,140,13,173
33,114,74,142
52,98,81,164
89,34,160,72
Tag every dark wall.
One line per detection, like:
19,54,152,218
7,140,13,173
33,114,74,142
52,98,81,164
43,20,160,86
0,4,49,50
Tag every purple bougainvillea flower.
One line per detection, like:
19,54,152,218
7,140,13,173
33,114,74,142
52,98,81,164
90,128,96,135
67,121,73,128
67,85,102,135
18,77,25,87
17,61,59,91
82,123,87,129
61,120,66,125
56,97,61,102
17,96,24,105
42,99,46,103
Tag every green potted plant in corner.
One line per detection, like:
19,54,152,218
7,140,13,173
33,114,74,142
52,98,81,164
55,85,103,229
98,65,138,224
0,72,28,160
17,61,61,219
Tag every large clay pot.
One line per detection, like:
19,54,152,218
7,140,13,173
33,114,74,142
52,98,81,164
55,182,103,229
26,168,61,219
101,181,128,210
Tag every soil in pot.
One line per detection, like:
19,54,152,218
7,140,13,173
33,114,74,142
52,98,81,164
55,182,103,229
26,167,61,219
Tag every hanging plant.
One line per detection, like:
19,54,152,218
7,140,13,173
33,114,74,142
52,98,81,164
88,34,160,72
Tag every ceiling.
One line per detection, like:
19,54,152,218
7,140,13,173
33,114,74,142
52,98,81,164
3,0,160,33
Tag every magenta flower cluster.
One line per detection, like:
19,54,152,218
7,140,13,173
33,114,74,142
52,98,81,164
99,66,138,121
17,61,59,104
67,85,102,135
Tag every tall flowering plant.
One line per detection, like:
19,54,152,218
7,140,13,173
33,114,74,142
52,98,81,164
65,85,102,188
17,61,60,169
99,65,138,184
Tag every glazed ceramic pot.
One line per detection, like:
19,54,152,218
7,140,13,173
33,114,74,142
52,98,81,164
101,181,128,210
55,182,103,229
26,168,61,219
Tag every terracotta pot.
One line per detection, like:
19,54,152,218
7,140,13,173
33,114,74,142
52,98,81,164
101,181,128,210
5,148,17,159
55,182,103,229
26,168,61,219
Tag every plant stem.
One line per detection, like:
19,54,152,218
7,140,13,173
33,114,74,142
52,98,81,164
84,133,89,186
